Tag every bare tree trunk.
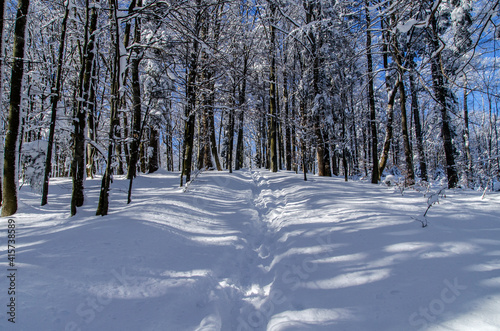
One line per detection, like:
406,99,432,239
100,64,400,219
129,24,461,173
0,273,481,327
291,96,297,172
0,0,6,205
126,0,143,180
2,0,29,216
86,62,98,178
226,91,236,173
342,105,349,181
198,10,212,171
305,0,328,176
96,0,121,216
235,55,248,171
365,1,379,184
71,0,98,216
463,88,472,185
209,108,221,170
429,13,458,189
268,2,278,172
149,126,159,173
206,6,222,171
399,77,415,185
41,1,70,206
283,66,292,171
300,97,307,181
255,116,262,168
409,62,427,181
181,45,198,184
378,80,399,176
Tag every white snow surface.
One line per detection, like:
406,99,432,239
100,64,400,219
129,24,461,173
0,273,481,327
1,169,500,331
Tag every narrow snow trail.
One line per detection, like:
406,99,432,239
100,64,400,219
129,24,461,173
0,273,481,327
1,169,499,331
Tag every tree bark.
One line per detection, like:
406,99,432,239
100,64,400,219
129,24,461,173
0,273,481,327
399,77,415,185
365,1,379,184
409,62,427,181
428,13,458,189
41,1,70,206
378,80,399,176
71,0,98,216
226,92,235,173
2,0,30,216
0,0,6,205
463,89,472,186
149,126,159,173
268,2,278,172
283,66,292,171
126,0,143,181
181,42,198,184
96,0,122,215
235,55,248,171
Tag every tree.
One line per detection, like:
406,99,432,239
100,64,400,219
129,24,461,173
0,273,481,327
0,0,6,206
96,0,123,216
71,0,98,216
180,0,203,186
365,0,379,184
2,0,30,216
268,1,278,173
427,7,459,189
41,0,70,206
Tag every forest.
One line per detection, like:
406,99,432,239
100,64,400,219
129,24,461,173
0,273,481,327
1,0,499,216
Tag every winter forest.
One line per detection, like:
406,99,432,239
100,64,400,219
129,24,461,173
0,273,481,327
0,0,499,216
1,0,500,330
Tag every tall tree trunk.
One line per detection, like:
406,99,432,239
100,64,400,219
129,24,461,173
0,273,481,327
2,0,30,216
342,106,349,181
209,107,221,170
255,116,262,168
291,95,297,172
198,10,212,171
119,0,138,173
235,55,248,171
198,110,211,169
268,2,278,172
71,0,98,216
149,126,159,173
41,1,70,206
399,77,415,184
96,0,121,216
283,67,292,171
181,44,198,185
125,0,148,203
226,92,236,173
203,5,222,171
365,1,379,184
126,0,143,180
378,80,399,176
0,0,6,205
300,97,308,181
429,13,458,188
463,89,472,185
86,61,98,179
409,62,427,181
234,110,244,170
277,92,284,170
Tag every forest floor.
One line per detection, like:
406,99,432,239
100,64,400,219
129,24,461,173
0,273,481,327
1,169,500,331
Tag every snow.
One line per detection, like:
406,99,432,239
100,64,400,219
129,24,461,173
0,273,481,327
1,169,500,330
396,19,420,33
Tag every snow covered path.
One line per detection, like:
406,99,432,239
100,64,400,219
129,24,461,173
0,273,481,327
1,169,500,330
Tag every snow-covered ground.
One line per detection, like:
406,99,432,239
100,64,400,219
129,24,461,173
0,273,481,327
1,169,499,331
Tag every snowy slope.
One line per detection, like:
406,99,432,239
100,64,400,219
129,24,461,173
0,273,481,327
1,169,499,331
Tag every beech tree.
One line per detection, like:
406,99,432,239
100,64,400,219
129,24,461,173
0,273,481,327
2,0,30,216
